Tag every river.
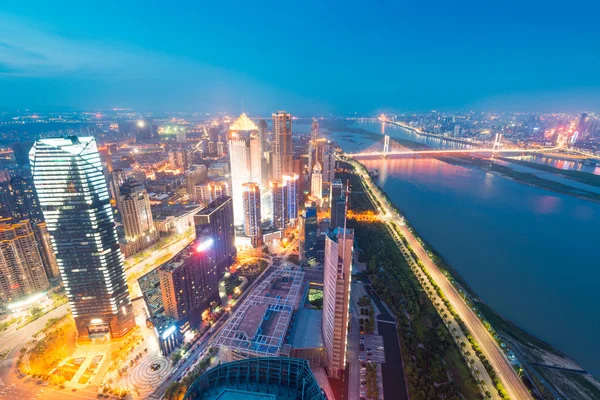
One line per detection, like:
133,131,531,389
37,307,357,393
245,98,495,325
326,120,600,377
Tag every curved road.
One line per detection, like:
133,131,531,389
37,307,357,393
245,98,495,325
351,159,532,400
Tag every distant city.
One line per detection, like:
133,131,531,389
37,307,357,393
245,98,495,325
0,107,598,400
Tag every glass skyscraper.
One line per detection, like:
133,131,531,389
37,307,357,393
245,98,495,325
30,136,135,341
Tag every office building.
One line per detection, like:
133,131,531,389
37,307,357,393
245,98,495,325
159,242,220,323
0,218,50,304
307,118,319,175
242,183,262,247
119,178,159,256
322,225,353,378
193,196,236,275
329,179,344,228
322,149,335,184
271,180,287,230
228,114,263,225
311,162,323,200
30,137,135,341
283,173,299,223
272,111,292,180
258,119,269,186
299,207,317,263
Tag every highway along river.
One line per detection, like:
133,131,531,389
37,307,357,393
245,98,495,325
328,120,600,377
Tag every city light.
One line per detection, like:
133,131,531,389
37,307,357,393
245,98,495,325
196,238,214,252
7,292,46,310
161,325,176,339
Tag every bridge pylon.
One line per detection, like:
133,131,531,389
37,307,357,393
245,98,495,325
383,135,390,158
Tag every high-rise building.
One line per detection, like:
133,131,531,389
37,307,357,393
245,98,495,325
322,150,336,184
322,224,353,378
159,241,221,323
135,119,156,142
271,180,287,230
186,166,207,200
329,179,344,228
307,119,319,175
176,128,187,143
242,183,262,247
193,196,236,275
0,175,44,224
193,180,229,204
453,124,461,137
33,222,60,280
119,178,159,256
11,141,34,166
228,114,263,225
258,119,269,186
272,111,292,180
299,207,317,263
311,162,323,200
283,174,299,223
30,137,135,341
0,218,50,304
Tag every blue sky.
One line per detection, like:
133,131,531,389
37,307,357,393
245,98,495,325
1,0,599,115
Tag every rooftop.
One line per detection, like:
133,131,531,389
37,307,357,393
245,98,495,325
211,269,305,357
289,308,323,349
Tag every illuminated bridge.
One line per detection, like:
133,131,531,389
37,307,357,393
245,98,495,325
183,357,326,400
344,146,555,158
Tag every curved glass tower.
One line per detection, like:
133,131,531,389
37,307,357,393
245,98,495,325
30,137,135,341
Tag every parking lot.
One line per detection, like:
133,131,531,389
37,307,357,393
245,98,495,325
358,334,385,364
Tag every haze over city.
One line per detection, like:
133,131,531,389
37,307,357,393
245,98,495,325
0,2,599,400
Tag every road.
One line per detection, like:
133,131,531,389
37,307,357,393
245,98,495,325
350,159,532,400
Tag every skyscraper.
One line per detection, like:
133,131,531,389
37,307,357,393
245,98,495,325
30,137,135,341
119,178,159,256
271,180,287,230
311,162,323,200
242,183,262,247
11,141,34,166
193,196,236,275
299,207,317,263
228,114,263,225
0,218,50,304
329,179,344,228
258,119,269,187
307,119,319,175
322,149,336,185
272,111,292,180
322,223,353,378
283,173,299,223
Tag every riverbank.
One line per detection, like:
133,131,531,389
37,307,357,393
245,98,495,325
348,155,600,399
341,165,483,399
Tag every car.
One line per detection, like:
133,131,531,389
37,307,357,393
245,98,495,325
360,391,367,397
366,347,372,351
361,380,366,385
367,351,372,356
377,346,384,350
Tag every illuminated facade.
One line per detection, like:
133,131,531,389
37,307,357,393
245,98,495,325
242,183,262,247
311,162,323,199
30,137,135,341
272,111,292,180
228,114,263,225
283,173,299,223
322,226,353,378
271,180,287,230
193,180,229,205
119,178,159,256
0,218,50,304
329,179,344,229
